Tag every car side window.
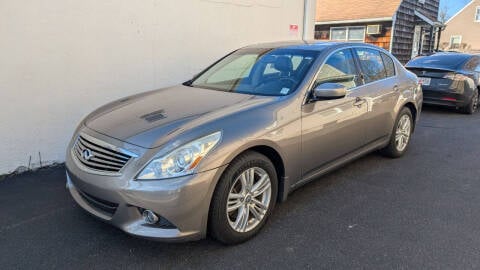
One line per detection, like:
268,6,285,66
355,48,387,83
316,49,361,90
381,52,396,77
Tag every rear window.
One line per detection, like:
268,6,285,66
407,53,471,69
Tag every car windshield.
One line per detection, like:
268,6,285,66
189,48,320,96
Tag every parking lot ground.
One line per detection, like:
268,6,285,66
2,106,480,270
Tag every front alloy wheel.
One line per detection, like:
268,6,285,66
209,151,277,244
227,167,271,233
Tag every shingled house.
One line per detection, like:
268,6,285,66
315,0,441,63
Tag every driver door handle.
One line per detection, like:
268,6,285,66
353,97,367,107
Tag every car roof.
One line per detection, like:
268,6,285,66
407,52,474,69
424,52,474,60
242,40,383,52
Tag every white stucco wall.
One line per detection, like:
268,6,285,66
0,0,315,174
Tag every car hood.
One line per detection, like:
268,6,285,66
84,85,274,148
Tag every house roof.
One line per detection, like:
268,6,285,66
316,0,402,23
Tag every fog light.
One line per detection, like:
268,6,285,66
142,210,159,224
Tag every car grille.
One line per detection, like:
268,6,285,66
72,134,132,174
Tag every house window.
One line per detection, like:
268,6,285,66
475,7,480,22
450,35,462,49
348,27,366,41
331,27,347,40
330,26,365,42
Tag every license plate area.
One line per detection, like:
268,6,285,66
418,77,431,86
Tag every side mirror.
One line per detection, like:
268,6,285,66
312,83,347,100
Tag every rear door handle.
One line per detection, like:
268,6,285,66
353,97,367,107
393,85,399,92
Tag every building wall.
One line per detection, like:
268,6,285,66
315,21,393,51
0,0,315,175
440,0,480,53
392,0,440,63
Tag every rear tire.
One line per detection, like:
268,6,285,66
380,107,413,158
461,90,479,115
208,151,278,245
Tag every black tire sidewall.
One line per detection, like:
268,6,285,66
208,151,278,244
382,107,413,158
461,90,478,114
468,91,478,114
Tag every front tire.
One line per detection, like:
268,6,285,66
209,151,278,245
380,107,413,158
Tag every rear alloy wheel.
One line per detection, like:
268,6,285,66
380,107,413,158
461,90,479,114
209,151,277,244
395,114,412,152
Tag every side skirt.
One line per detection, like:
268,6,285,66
288,136,389,192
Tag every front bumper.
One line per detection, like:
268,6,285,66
65,129,226,242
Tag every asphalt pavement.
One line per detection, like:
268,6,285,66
1,106,480,270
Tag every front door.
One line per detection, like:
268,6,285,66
301,49,369,178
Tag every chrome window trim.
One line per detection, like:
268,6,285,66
303,45,399,105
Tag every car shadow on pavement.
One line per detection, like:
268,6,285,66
421,104,460,114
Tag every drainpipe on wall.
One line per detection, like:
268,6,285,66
302,0,316,40
436,27,442,51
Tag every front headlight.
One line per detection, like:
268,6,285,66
137,131,222,180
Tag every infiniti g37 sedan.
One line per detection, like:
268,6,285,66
66,41,422,244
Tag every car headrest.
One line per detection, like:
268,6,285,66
274,56,293,73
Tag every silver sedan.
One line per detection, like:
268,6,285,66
66,41,422,244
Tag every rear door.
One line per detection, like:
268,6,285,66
301,48,369,178
353,48,400,143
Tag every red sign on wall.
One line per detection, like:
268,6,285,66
289,24,299,34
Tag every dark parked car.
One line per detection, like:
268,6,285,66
406,53,480,114
66,41,422,244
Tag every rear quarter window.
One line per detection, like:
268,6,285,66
463,57,480,71
381,53,396,77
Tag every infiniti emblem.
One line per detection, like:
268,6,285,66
82,149,94,161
